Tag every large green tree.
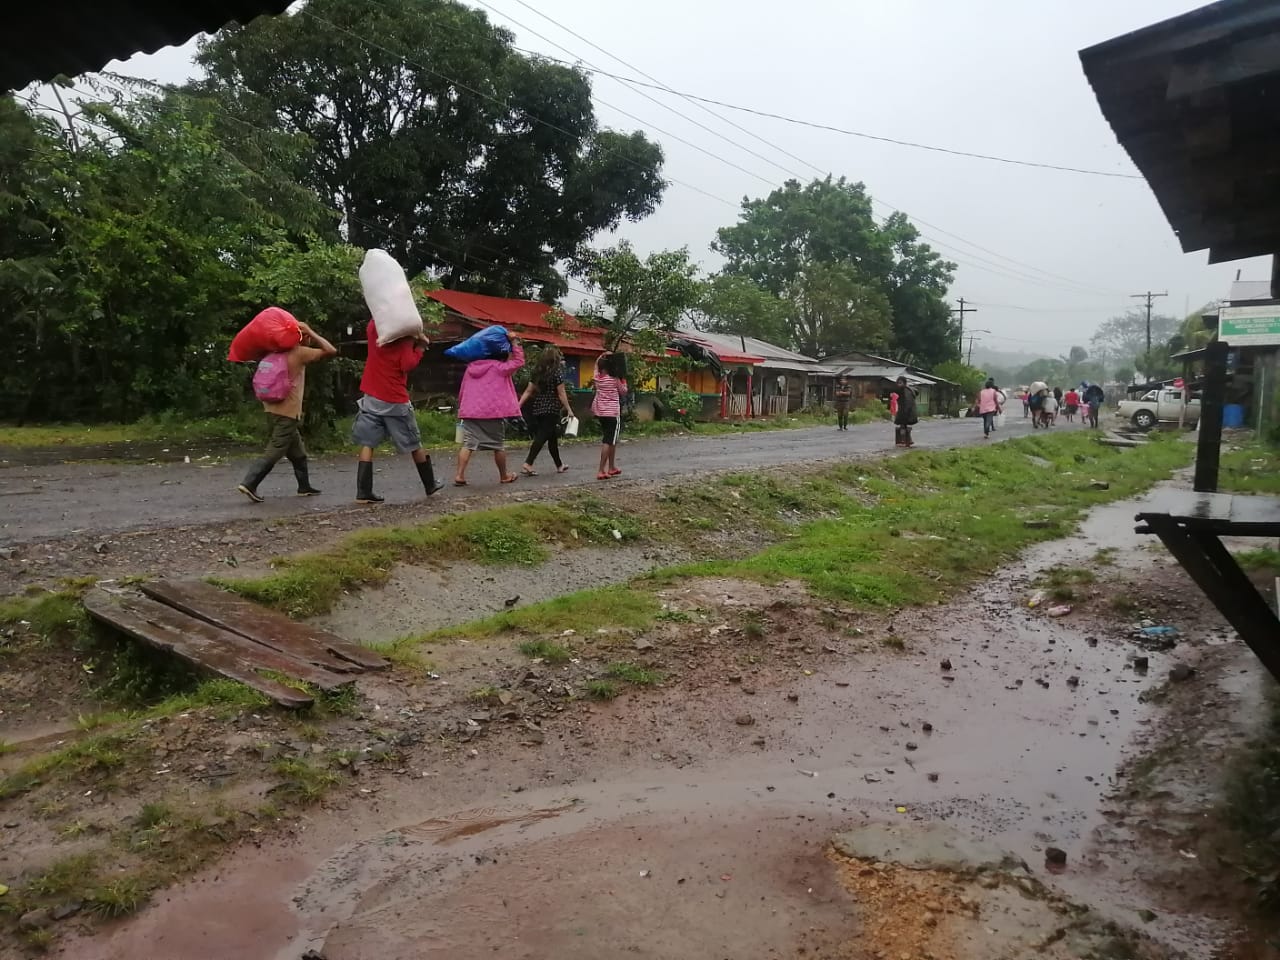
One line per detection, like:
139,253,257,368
1090,308,1180,381
196,0,665,300
711,177,956,363
0,89,363,427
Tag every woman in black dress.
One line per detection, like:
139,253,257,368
518,346,575,475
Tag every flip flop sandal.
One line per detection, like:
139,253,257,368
501,475,519,484
453,480,468,487
521,468,538,476
557,466,570,473
597,472,611,480
607,468,622,477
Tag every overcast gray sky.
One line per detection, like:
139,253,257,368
100,0,1266,357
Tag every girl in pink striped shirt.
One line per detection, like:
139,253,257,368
592,353,628,480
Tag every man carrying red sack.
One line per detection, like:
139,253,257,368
351,319,444,503
237,322,337,503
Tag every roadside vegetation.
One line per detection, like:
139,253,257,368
1222,690,1280,918
216,431,1192,649
1219,441,1280,495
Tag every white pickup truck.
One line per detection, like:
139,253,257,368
1116,388,1201,429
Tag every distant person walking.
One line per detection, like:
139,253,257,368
893,376,918,447
351,319,443,504
1022,390,1030,419
889,389,899,420
833,377,853,431
518,346,574,476
454,337,525,486
1063,387,1080,423
976,378,1003,439
592,353,628,480
238,322,337,503
1040,390,1059,428
1083,382,1105,428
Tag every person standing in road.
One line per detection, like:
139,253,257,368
893,376,917,447
833,377,853,431
454,337,526,486
1083,382,1105,428
1022,389,1031,419
518,345,574,476
238,322,337,503
592,353,628,479
976,378,1002,439
351,319,443,504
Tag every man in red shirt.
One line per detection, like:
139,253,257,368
351,319,443,503
1062,387,1080,423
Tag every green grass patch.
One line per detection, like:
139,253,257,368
1220,443,1280,495
606,661,663,686
0,590,87,637
270,758,339,807
217,502,643,618
516,639,572,664
435,586,659,642
584,679,618,700
86,875,150,918
1237,547,1280,575
25,853,99,897
0,414,258,450
0,732,138,801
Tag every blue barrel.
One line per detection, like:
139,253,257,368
1222,403,1245,428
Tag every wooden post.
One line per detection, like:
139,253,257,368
1194,340,1228,492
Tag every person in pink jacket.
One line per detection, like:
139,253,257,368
454,337,525,486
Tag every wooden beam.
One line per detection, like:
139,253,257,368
141,580,386,672
83,591,317,709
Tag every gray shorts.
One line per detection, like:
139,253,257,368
352,409,422,453
461,418,506,451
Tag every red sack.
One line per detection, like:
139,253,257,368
228,307,301,363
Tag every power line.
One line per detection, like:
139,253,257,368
490,2,1138,181
467,0,1127,298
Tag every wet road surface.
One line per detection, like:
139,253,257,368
0,417,1033,545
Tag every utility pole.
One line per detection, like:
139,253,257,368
952,298,978,362
1130,290,1168,376
965,328,991,366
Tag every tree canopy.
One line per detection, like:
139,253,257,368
196,0,665,300
707,177,957,365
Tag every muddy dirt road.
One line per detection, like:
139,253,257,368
57,486,1263,960
0,417,1032,546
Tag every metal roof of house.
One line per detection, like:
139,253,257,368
1227,279,1275,303
426,289,610,355
666,331,765,366
1079,0,1280,263
676,328,816,364
3,1,290,92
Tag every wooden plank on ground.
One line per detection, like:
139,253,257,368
140,580,387,672
83,591,340,707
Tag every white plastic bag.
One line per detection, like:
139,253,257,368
360,249,423,345
454,421,464,444
563,415,580,438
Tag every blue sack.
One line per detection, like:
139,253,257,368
444,325,510,362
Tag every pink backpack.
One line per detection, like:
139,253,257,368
253,352,293,403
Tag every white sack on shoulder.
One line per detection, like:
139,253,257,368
360,249,423,345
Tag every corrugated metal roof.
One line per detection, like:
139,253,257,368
1228,279,1274,303
677,328,817,364
668,331,764,366
1079,0,1280,263
426,289,610,355
4,2,291,92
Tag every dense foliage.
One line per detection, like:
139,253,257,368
704,177,957,365
0,0,665,430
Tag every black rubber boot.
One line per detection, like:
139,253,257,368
237,459,273,503
356,461,384,504
416,457,444,496
292,458,322,497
